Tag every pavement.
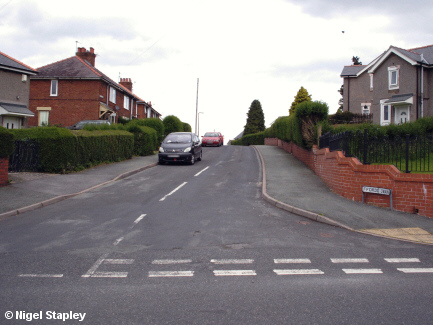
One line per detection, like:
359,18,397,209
1,145,432,245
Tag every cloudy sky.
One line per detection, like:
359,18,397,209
1,0,432,141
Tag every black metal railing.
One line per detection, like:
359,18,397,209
9,140,39,172
319,130,433,173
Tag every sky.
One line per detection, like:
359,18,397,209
1,0,432,142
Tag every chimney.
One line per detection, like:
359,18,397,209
76,47,96,67
119,78,133,92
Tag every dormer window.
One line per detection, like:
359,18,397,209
388,66,399,90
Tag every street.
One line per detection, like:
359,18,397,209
1,145,432,324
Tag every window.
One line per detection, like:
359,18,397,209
361,103,371,115
124,96,130,110
388,66,399,89
380,99,390,126
39,111,49,126
369,74,373,90
110,87,116,103
50,80,58,96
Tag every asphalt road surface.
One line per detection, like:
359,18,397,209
1,146,432,324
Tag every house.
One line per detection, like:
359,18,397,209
0,51,38,129
340,45,433,126
29,47,161,127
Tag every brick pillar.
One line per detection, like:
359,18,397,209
0,157,9,187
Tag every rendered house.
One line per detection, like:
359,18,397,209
29,47,160,127
340,45,433,126
0,51,38,129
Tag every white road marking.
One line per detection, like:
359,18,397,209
213,270,257,276
273,269,324,275
152,259,192,265
159,182,188,201
134,214,146,224
342,269,383,274
90,272,128,278
104,259,134,265
274,259,311,264
81,253,109,278
113,237,124,246
385,258,420,263
211,259,254,264
194,166,209,176
18,274,63,278
397,268,433,273
149,271,194,277
331,258,369,263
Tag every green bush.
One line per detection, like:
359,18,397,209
125,124,158,155
129,118,164,143
0,127,14,158
183,122,192,132
163,115,183,135
230,132,265,146
295,100,329,148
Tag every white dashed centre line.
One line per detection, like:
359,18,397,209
342,269,383,274
18,274,64,278
274,259,311,264
149,271,194,277
152,259,192,265
194,166,209,177
331,258,369,263
134,214,146,224
397,268,433,273
159,182,188,201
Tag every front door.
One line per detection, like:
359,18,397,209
394,106,410,124
2,116,21,129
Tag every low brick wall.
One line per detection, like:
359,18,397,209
0,157,8,187
266,138,433,218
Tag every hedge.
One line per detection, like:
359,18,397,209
0,127,14,158
125,124,158,155
130,118,165,143
10,127,134,173
231,131,265,146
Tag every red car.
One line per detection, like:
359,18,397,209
202,132,223,147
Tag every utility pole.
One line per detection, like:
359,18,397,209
195,78,199,134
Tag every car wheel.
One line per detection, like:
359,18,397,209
190,154,195,165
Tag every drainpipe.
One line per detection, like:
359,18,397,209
347,78,350,112
421,65,424,118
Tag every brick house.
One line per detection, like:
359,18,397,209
29,47,160,127
0,51,38,129
340,45,433,126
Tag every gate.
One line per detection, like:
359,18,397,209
9,140,39,172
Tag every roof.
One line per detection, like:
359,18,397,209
33,56,141,101
0,102,34,117
0,51,37,74
385,93,414,105
341,44,433,78
340,65,366,77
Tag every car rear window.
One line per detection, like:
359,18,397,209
204,133,218,137
164,134,192,143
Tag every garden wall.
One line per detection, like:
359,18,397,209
264,138,433,218
0,157,8,187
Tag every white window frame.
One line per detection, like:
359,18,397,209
124,96,130,110
369,74,373,90
110,87,116,103
388,66,399,90
380,99,391,126
50,80,58,96
37,107,51,126
361,103,371,115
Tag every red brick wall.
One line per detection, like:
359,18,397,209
269,139,433,218
0,157,8,187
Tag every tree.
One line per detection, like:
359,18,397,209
289,86,312,115
243,100,265,136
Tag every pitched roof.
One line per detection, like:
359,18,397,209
341,44,433,78
34,56,140,100
340,65,366,77
0,51,37,74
